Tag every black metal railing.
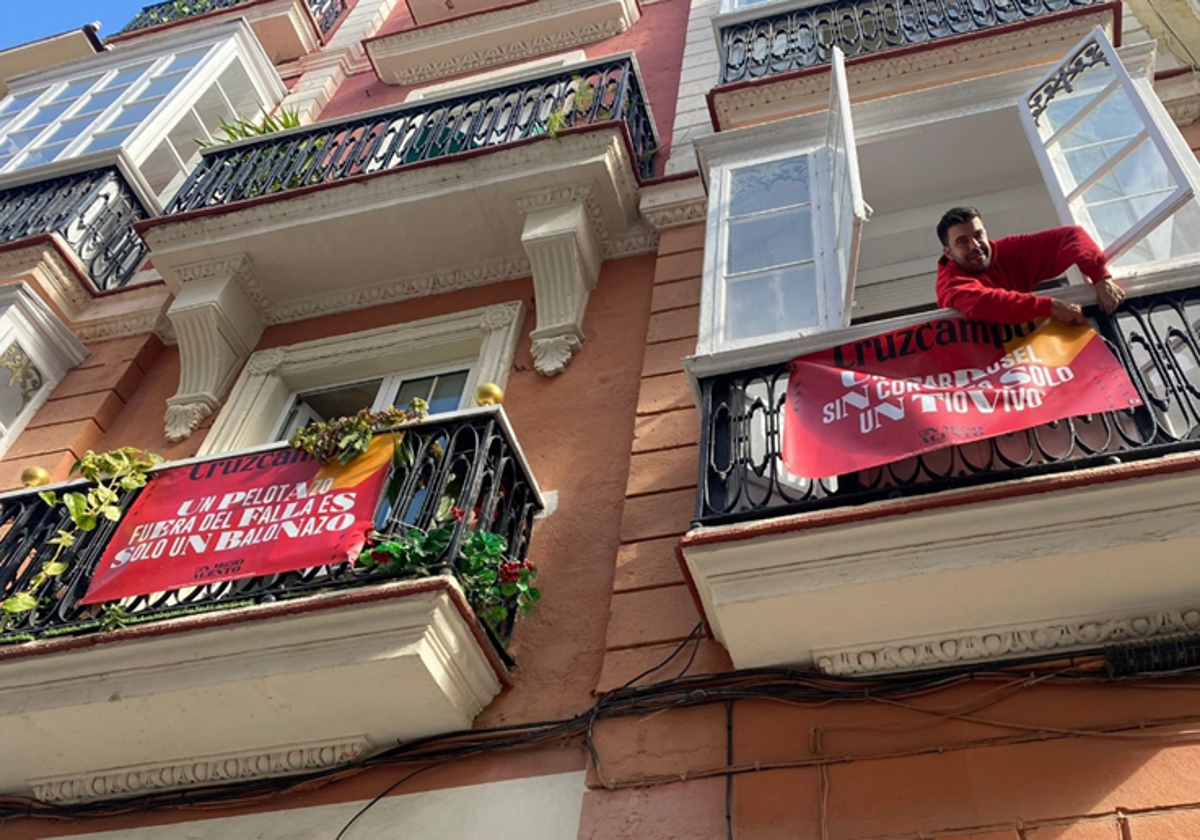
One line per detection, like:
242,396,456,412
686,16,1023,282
697,286,1200,525
0,410,541,647
165,57,657,214
717,0,1104,84
0,167,150,292
118,0,348,36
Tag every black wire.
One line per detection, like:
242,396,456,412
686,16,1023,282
333,764,443,840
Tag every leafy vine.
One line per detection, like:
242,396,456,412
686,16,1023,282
1,448,162,625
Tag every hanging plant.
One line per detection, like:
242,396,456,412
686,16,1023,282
1,448,161,625
289,400,428,465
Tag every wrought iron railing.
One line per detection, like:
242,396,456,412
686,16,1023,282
0,410,541,647
164,57,657,213
697,287,1200,525
717,0,1104,84
0,167,150,292
118,0,349,36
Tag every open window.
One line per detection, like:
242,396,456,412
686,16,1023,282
1020,26,1195,265
698,47,866,357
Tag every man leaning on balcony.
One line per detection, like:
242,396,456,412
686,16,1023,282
935,206,1125,325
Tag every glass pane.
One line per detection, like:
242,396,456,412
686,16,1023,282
82,129,134,153
1050,88,1139,192
76,88,123,116
39,116,91,146
135,75,183,102
1075,138,1177,248
0,342,43,429
279,379,385,439
724,265,819,342
102,64,153,91
2,129,42,152
50,77,100,103
727,206,813,275
0,89,44,115
161,49,209,75
1117,198,1200,265
16,142,70,167
1035,58,1115,139
393,370,469,415
107,100,159,130
729,158,810,217
25,100,73,128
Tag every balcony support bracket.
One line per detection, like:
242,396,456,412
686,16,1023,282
519,193,601,376
164,255,264,442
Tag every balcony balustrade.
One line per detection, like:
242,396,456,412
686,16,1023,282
717,0,1105,84
163,56,657,214
697,285,1200,526
0,167,150,292
0,408,541,651
118,0,349,37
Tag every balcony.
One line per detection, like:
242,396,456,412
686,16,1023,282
681,285,1200,675
707,0,1116,129
138,55,658,394
0,407,541,802
114,0,348,63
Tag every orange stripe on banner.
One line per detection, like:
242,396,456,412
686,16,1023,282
317,432,399,489
1006,320,1096,367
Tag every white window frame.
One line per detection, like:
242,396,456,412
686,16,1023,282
0,19,284,207
1019,26,1195,263
696,46,865,360
272,362,475,441
198,302,525,456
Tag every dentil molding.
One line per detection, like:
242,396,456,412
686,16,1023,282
639,176,707,231
30,737,370,804
815,607,1200,676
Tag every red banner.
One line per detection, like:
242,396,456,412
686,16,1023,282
80,435,396,605
782,318,1142,479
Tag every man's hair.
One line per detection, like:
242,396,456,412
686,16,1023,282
936,206,982,247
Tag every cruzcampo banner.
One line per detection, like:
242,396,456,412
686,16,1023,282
80,435,397,605
781,318,1142,479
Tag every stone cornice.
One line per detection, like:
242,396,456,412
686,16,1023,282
639,176,707,231
815,607,1200,676
30,737,370,804
366,0,638,86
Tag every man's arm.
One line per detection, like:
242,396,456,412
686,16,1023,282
1008,226,1123,314
936,268,1054,323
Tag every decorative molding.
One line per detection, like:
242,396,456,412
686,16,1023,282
72,309,169,345
199,301,525,455
815,608,1200,676
520,195,602,375
367,0,638,86
711,11,1114,129
0,240,93,319
264,256,530,325
30,737,371,805
164,255,264,442
639,176,708,231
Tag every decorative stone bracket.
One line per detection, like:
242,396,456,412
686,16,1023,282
163,256,264,441
519,196,602,376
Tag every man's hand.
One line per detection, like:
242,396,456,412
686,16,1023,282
1050,298,1086,325
1094,277,1125,314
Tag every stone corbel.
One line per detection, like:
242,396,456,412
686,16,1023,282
163,256,264,442
519,195,601,376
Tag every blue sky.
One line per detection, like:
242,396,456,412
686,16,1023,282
1,0,153,51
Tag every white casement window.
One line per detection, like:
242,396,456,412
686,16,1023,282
0,20,283,204
1020,27,1195,266
698,47,865,357
275,367,472,441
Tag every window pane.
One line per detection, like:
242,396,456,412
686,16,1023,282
2,128,42,152
0,89,44,115
25,100,73,128
1035,59,1115,140
39,116,91,146
161,49,209,75
76,88,123,116
50,77,100,103
1076,138,1177,248
135,75,183,102
277,379,385,440
724,265,819,342
81,128,134,153
0,342,43,430
102,64,153,91
392,371,469,414
729,158,810,217
727,206,813,275
107,100,159,130
1051,88,1139,192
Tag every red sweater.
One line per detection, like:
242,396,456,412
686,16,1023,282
935,226,1110,323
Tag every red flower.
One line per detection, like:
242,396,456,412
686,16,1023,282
498,560,523,584
450,506,466,521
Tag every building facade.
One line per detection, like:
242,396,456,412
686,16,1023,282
2,0,1200,835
